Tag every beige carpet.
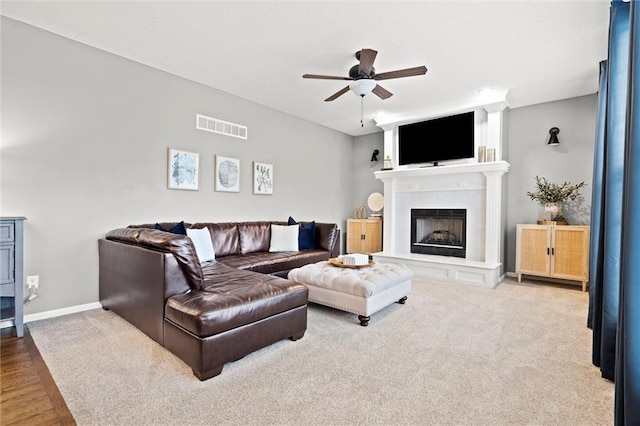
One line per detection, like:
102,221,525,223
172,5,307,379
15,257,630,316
29,278,613,425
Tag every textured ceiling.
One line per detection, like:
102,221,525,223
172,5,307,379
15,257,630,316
1,1,610,136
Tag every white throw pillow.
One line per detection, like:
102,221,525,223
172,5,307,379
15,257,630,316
186,227,215,262
269,224,299,252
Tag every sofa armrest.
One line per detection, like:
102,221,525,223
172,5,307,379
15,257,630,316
99,239,191,345
313,223,340,257
329,228,341,257
106,228,205,291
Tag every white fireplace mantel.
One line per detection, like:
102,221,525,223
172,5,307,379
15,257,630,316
373,161,510,288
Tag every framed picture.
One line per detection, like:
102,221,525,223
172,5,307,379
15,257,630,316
215,155,240,192
253,162,273,195
168,148,199,190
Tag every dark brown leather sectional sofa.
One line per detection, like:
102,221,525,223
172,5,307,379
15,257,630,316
99,221,340,380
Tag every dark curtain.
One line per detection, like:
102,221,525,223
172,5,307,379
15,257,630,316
601,0,629,382
616,1,640,423
590,1,640,424
588,60,607,361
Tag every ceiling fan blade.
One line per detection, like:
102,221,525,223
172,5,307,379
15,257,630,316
374,66,428,80
358,49,378,77
303,74,352,81
372,84,393,100
324,86,350,102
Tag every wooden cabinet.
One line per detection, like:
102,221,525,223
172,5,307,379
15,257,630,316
516,224,589,291
347,218,382,254
0,217,25,337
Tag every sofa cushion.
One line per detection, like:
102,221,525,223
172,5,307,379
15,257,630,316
314,222,340,253
238,222,272,254
129,222,194,231
186,227,215,262
193,222,240,257
288,217,316,250
155,221,187,235
217,249,331,275
165,263,308,337
299,222,316,250
269,224,299,252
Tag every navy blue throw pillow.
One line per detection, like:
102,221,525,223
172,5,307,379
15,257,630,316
288,217,316,250
155,221,187,235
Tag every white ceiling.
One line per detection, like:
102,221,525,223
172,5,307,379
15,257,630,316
1,1,610,137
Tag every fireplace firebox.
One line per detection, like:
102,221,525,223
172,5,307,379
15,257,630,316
411,209,466,258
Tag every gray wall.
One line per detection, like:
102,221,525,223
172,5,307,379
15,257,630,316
352,133,384,215
350,97,598,276
505,94,597,272
1,18,354,314
1,18,599,314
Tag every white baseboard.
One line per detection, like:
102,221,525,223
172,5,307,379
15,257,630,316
24,302,102,323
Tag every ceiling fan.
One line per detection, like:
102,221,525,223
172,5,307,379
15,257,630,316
303,48,428,102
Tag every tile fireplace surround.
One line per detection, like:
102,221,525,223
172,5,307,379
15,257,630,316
373,161,510,288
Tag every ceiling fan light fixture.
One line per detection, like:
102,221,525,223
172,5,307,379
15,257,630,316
304,49,426,104
477,88,495,97
349,79,377,97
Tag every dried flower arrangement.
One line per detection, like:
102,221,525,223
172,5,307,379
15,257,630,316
527,176,586,205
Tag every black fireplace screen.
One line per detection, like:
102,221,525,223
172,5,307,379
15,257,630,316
411,209,466,258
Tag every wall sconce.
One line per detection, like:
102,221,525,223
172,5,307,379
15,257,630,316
547,127,560,146
369,149,380,168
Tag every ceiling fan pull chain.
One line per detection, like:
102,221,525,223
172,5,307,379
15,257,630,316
360,95,365,127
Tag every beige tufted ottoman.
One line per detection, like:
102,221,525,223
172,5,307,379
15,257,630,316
288,261,413,326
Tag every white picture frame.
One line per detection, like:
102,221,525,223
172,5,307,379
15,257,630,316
253,162,273,195
167,148,199,191
215,155,240,192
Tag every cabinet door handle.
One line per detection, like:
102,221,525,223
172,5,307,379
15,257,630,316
547,247,550,255
551,247,555,256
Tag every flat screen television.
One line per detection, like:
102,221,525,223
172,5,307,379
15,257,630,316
398,111,475,166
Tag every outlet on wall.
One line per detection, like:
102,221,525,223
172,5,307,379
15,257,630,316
26,275,39,289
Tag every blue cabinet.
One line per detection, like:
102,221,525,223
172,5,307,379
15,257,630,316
0,217,25,337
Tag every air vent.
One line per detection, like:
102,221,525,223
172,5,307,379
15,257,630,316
196,114,247,140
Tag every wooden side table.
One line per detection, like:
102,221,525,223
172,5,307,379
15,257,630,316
346,218,382,254
515,223,589,291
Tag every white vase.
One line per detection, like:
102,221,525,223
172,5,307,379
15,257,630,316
543,202,564,222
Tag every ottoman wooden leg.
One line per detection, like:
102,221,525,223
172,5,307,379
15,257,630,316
398,296,407,304
358,315,370,327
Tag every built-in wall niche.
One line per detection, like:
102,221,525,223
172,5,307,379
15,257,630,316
375,99,508,171
396,109,487,168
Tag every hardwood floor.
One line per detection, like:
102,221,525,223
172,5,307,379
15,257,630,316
1,326,75,425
